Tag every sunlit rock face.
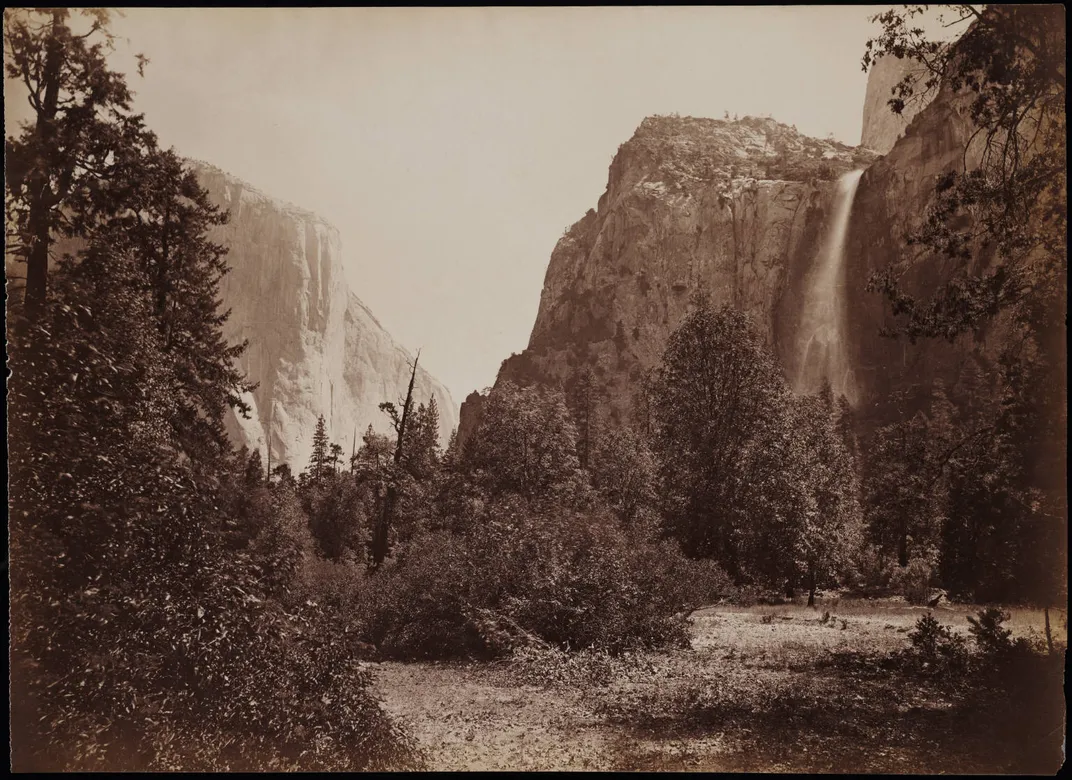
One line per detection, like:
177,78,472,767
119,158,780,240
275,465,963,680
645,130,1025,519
860,53,936,155
191,162,457,472
459,115,877,436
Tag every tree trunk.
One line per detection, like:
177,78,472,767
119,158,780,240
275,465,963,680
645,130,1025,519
371,351,419,568
807,570,817,608
23,10,66,323
24,214,51,323
898,529,909,568
372,486,396,567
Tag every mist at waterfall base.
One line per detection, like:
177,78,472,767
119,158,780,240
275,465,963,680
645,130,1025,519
794,169,865,406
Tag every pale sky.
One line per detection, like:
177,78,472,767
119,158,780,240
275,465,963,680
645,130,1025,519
6,6,958,403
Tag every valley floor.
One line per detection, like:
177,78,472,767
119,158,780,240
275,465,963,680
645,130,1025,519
372,601,1067,773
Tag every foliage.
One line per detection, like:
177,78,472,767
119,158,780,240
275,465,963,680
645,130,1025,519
359,500,719,660
461,381,587,504
4,7,148,318
904,613,969,673
5,14,413,762
590,426,658,525
651,295,863,597
863,5,1066,342
889,556,937,605
965,607,1014,658
862,340,1067,605
86,144,255,457
7,261,413,769
306,415,330,486
780,385,864,601
649,294,789,573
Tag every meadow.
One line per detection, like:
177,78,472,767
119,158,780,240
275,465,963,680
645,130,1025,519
372,597,1068,772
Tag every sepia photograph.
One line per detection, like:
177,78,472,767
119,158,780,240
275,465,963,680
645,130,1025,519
5,5,1067,772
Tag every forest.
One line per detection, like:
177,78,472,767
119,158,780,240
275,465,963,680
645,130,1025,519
5,5,1066,772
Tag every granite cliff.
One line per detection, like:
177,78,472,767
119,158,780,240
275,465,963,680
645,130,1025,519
462,49,1050,447
859,53,935,154
459,115,878,445
189,162,457,471
845,66,1036,425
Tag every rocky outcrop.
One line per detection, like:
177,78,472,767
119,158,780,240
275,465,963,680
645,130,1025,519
191,162,457,471
453,391,485,455
461,116,876,435
860,54,936,154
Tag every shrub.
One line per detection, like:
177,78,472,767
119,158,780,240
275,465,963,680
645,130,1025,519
359,501,717,659
848,543,897,594
966,607,1014,656
905,613,969,673
10,512,418,772
506,644,647,689
890,557,936,604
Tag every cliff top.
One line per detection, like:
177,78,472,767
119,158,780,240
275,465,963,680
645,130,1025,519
186,159,339,232
618,114,877,187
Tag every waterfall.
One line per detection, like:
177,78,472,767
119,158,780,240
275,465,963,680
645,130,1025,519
794,169,864,405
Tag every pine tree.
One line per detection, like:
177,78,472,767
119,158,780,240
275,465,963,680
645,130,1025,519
308,415,329,487
244,449,264,487
329,443,344,475
87,145,254,458
403,397,441,481
4,8,149,324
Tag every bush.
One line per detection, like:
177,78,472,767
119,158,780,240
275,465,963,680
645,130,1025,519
966,607,1014,656
506,644,648,689
10,513,417,772
359,501,719,659
848,543,897,594
905,613,969,673
9,449,417,772
890,557,936,604
965,607,1044,665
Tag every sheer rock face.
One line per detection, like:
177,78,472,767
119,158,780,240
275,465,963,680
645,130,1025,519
860,53,936,155
845,76,1009,426
459,115,876,438
191,162,457,472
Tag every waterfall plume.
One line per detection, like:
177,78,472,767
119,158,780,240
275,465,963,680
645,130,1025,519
794,169,864,405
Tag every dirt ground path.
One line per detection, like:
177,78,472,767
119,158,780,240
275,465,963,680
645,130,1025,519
370,603,1067,772
371,660,627,771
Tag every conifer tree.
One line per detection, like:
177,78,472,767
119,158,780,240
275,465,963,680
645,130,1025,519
4,8,149,323
244,449,264,487
87,145,254,458
329,443,344,475
308,415,329,487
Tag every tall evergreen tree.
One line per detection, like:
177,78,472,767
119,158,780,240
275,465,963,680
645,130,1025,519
329,442,344,475
4,8,149,323
87,146,254,457
308,415,330,487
